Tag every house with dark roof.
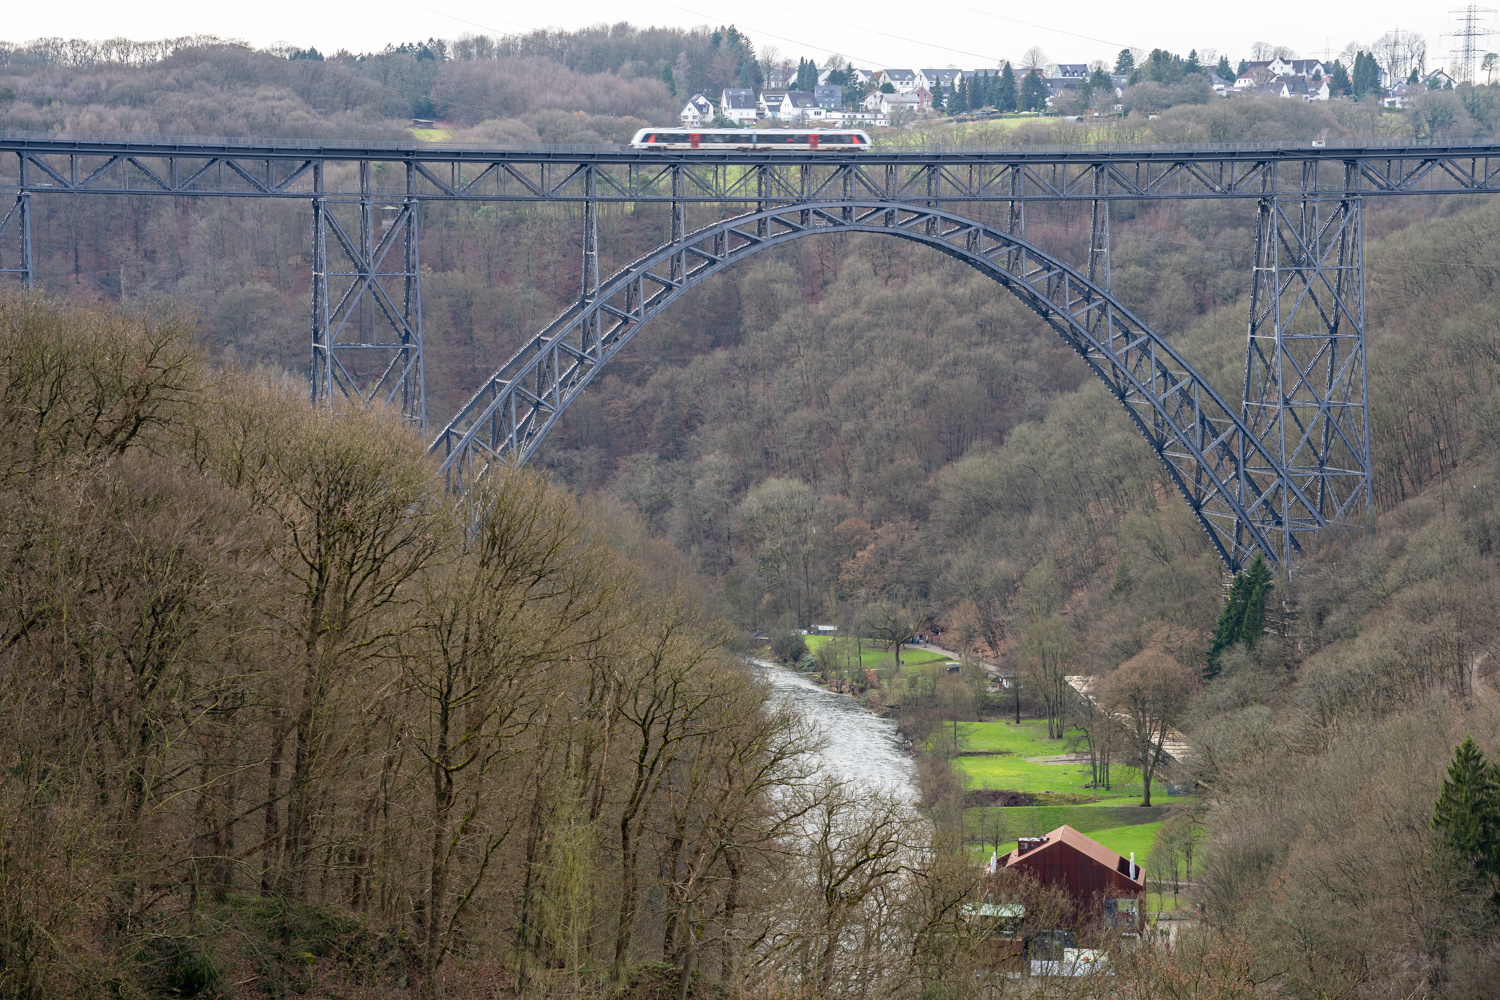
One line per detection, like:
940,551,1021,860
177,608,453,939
813,83,843,109
762,90,821,120
679,93,714,126
720,88,759,123
1424,68,1458,90
921,68,964,90
1003,824,1144,930
1055,63,1088,78
876,68,919,93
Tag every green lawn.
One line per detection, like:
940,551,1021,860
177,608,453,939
950,720,1175,801
955,720,1187,868
804,635,952,673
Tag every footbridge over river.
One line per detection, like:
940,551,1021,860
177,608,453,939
7,131,1500,570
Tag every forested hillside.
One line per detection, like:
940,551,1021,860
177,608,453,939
7,25,1500,999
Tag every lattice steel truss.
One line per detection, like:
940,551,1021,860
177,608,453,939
310,163,426,433
433,195,1317,572
0,193,31,285
4,132,1479,569
1241,191,1369,564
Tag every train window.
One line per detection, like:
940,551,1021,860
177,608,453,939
737,134,753,143
835,134,853,143
665,133,687,142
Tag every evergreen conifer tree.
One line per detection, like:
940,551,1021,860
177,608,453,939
954,77,968,113
1114,49,1135,74
661,63,677,97
1184,49,1202,75
1205,554,1273,677
1433,737,1500,876
1019,69,1049,112
932,81,945,111
1216,54,1232,78
997,63,1018,112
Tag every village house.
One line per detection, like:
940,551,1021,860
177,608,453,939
679,93,714,126
1055,63,1089,79
1424,68,1458,89
862,89,929,115
813,83,843,109
1254,75,1330,101
758,89,822,120
1002,825,1145,930
965,825,1145,973
875,68,921,93
1383,83,1411,108
921,68,964,91
719,88,759,123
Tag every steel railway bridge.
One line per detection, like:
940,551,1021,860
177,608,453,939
6,131,1500,571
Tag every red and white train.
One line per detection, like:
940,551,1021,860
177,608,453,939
629,128,872,151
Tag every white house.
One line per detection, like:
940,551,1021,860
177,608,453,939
1424,68,1458,89
921,68,964,91
862,90,928,116
679,93,714,126
758,89,789,117
760,89,822,120
1383,83,1411,108
720,88,759,123
1055,63,1088,79
876,69,920,93
824,108,887,126
1255,75,1329,101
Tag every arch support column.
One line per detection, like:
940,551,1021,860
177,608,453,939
1242,191,1370,566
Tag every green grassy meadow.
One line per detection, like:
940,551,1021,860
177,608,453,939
955,720,1189,868
803,634,953,673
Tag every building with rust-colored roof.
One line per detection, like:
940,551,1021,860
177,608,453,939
1004,824,1144,928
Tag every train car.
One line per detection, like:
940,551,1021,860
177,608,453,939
629,128,871,151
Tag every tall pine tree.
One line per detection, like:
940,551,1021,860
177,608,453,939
1433,737,1500,877
1205,554,1273,678
954,76,969,114
996,63,1017,112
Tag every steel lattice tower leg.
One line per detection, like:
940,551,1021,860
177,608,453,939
0,192,32,286
309,162,427,436
1241,193,1371,567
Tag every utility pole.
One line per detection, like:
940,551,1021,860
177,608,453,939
1447,5,1497,82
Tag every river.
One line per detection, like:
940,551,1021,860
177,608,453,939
751,658,920,802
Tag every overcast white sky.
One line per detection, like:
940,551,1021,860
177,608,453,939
3,0,1485,72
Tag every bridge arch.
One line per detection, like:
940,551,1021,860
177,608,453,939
432,200,1319,571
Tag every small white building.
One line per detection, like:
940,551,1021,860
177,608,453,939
920,68,964,91
679,93,714,126
720,88,759,124
876,69,920,93
760,89,822,120
862,90,928,116
1424,68,1458,89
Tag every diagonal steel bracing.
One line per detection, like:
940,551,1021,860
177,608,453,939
310,161,426,433
0,131,1422,571
430,199,1335,572
1241,189,1370,565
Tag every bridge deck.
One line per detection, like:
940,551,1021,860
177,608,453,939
2,130,1500,202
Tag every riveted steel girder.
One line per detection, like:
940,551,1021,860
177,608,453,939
9,132,1500,205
